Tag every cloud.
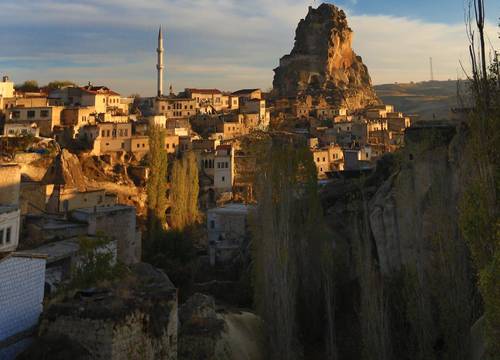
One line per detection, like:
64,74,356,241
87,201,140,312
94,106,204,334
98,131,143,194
0,0,498,95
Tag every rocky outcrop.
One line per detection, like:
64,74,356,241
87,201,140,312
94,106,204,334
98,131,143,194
178,293,264,360
273,3,380,110
321,122,479,359
26,264,178,360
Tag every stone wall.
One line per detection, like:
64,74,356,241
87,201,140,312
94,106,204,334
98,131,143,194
0,164,20,206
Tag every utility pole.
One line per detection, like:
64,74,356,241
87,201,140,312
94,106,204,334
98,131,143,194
429,57,434,81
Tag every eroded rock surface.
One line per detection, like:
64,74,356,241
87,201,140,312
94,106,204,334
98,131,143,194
273,3,380,109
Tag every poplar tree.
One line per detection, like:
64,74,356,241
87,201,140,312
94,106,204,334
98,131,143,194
171,151,200,230
146,125,168,241
251,133,326,360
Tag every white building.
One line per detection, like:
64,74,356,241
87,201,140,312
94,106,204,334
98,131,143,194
3,122,40,137
0,76,15,110
213,145,234,192
0,206,21,253
207,203,254,265
0,253,47,360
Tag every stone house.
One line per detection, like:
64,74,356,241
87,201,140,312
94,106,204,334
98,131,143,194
0,164,21,253
3,122,40,137
314,106,347,119
154,97,196,119
312,149,330,178
343,146,373,171
5,106,64,137
164,135,179,154
216,121,246,140
0,206,21,253
0,253,47,360
2,95,48,111
185,88,226,111
231,88,262,101
49,85,126,115
207,203,254,265
312,144,345,178
60,107,96,130
198,145,235,196
79,122,137,154
71,205,141,265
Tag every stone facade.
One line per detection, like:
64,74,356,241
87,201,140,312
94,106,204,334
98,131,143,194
0,164,21,206
273,3,380,110
71,205,141,265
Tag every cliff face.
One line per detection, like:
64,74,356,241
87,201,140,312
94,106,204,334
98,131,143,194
322,123,480,359
273,3,380,109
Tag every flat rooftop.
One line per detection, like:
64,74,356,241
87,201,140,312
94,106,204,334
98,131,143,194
209,203,255,215
72,204,134,214
17,238,80,264
0,205,19,215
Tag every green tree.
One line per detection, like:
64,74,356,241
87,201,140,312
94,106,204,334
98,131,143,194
251,133,327,360
146,125,168,241
46,80,76,90
170,151,199,230
460,7,500,357
71,235,124,289
15,80,39,92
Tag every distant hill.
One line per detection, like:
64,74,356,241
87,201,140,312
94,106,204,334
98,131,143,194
374,80,471,120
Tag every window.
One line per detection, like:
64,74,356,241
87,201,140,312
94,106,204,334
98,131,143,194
210,220,215,229
323,157,326,162
166,143,170,149
121,142,125,149
12,111,20,119
0,229,3,245
27,110,35,118
6,227,11,244
112,129,116,137
221,176,225,182
137,144,140,148
107,130,110,137
101,130,105,137
40,110,49,117
124,130,128,136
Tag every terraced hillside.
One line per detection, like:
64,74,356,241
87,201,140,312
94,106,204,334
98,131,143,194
374,80,471,120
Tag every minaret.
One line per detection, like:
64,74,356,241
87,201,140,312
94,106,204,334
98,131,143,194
156,26,164,97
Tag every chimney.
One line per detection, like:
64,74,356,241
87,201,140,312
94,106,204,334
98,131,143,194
2,75,8,82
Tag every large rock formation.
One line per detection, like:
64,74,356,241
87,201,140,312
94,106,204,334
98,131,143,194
321,122,481,359
273,3,380,109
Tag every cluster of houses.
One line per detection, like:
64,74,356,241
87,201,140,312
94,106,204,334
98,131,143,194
274,95,412,178
0,27,415,358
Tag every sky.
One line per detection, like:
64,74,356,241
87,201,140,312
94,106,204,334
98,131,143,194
0,0,498,96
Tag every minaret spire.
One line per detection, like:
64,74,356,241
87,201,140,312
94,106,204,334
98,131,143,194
156,25,164,97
